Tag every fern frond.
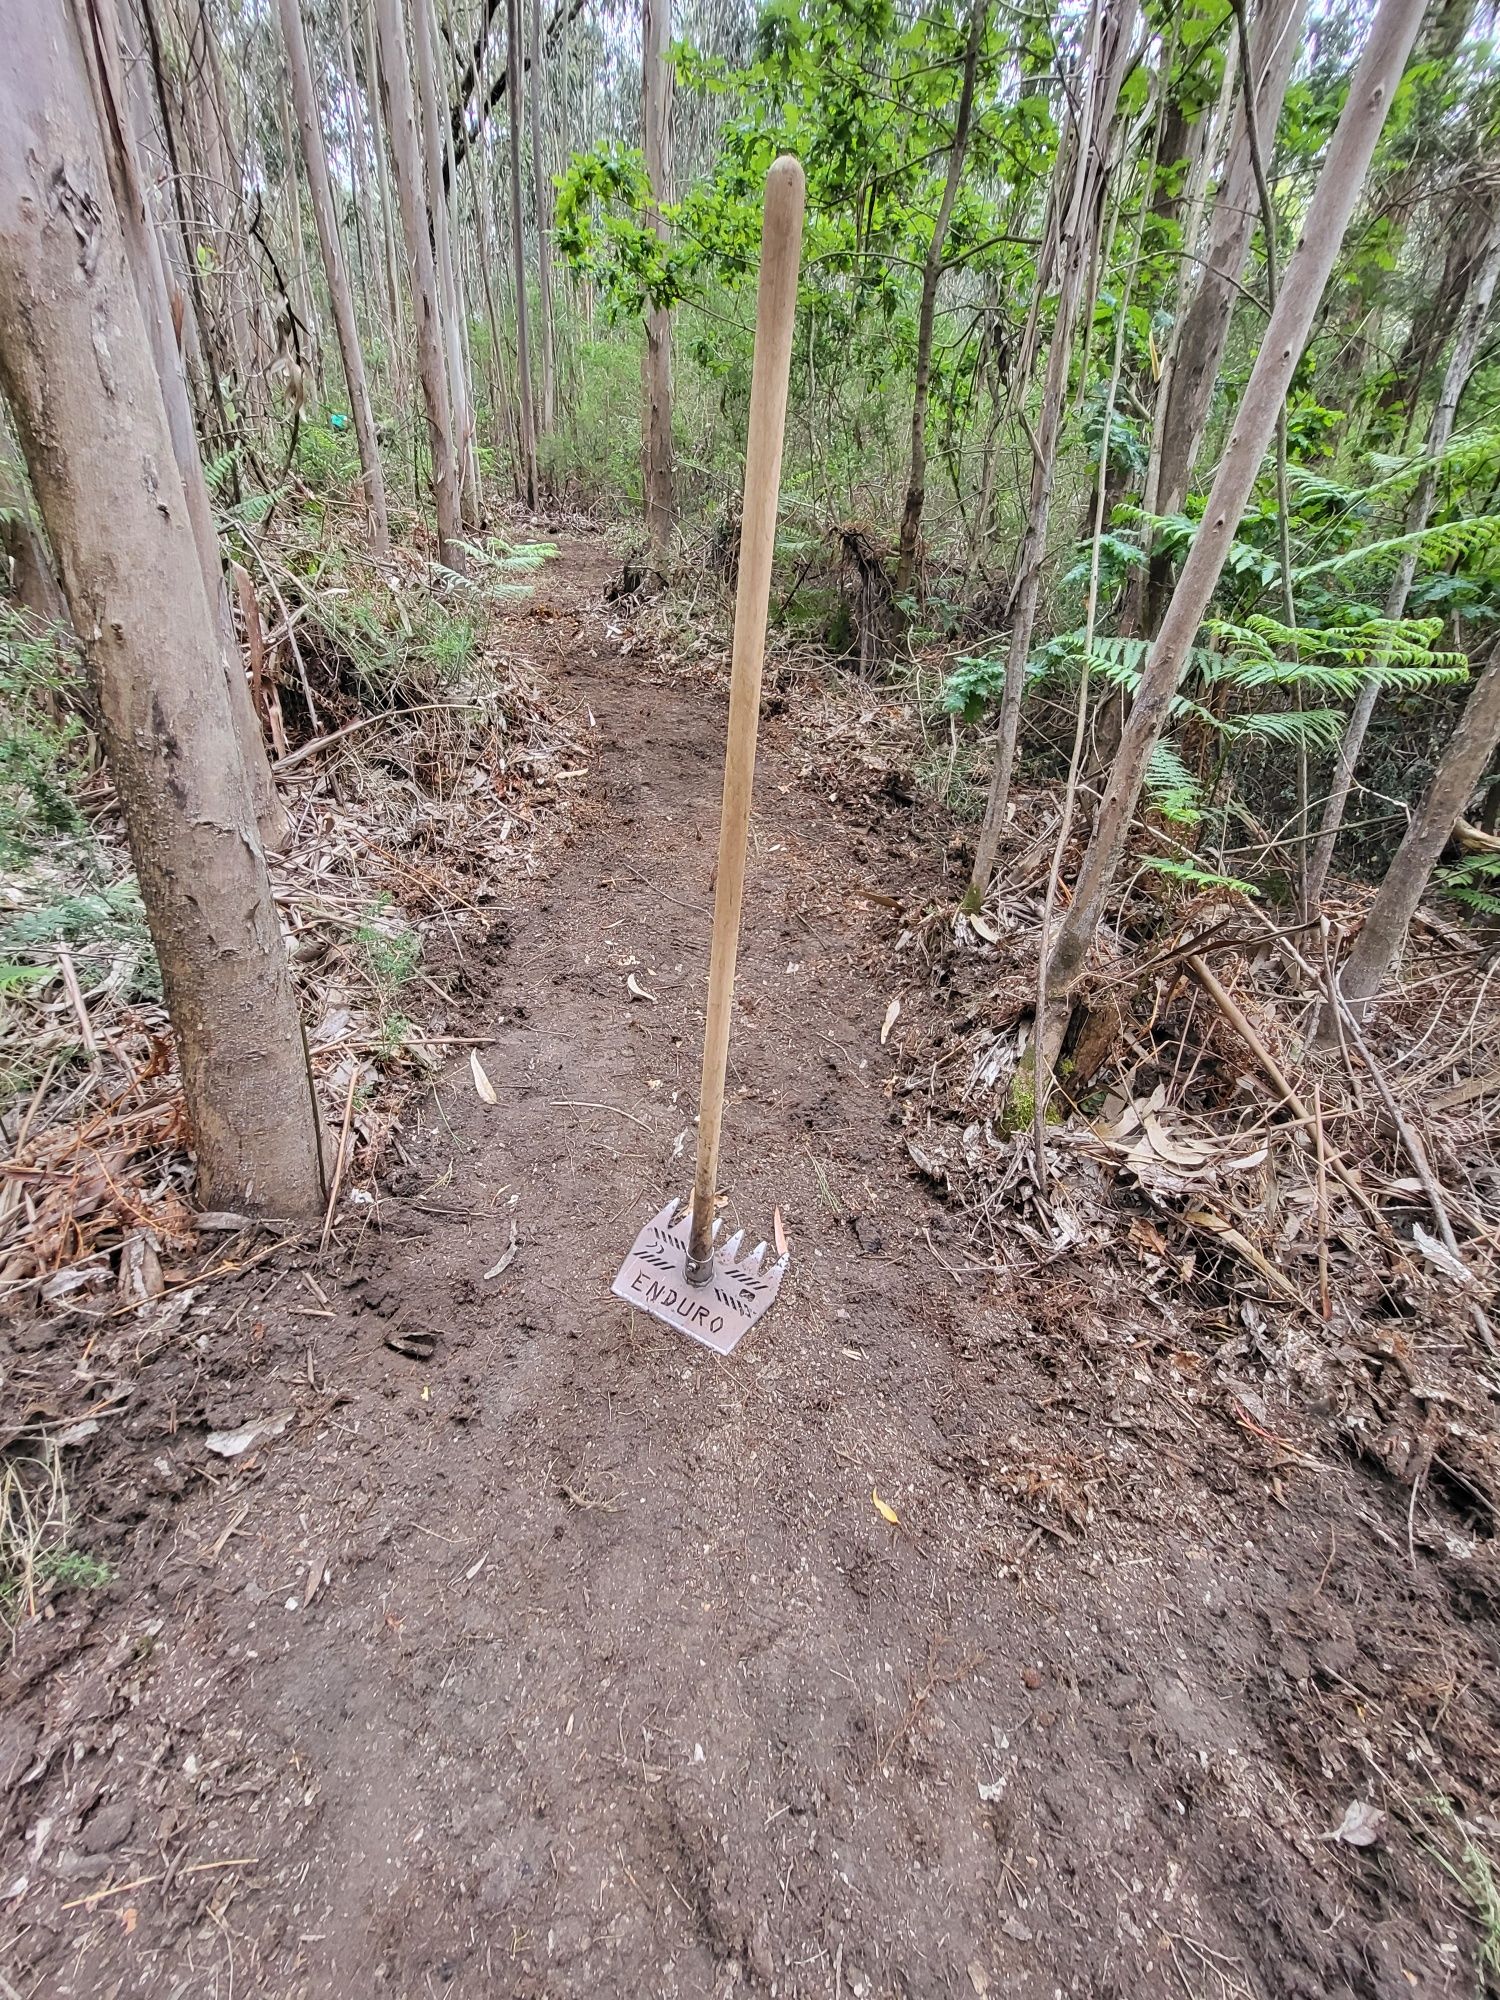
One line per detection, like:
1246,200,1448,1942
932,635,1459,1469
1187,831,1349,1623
1143,739,1204,826
1219,707,1349,750
1297,514,1500,582
1437,851,1500,917
1141,855,1260,897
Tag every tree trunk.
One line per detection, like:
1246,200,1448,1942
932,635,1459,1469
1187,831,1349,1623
1043,0,1427,1005
0,512,67,627
363,0,407,346
336,0,379,359
1146,67,1231,499
276,66,319,381
1153,0,1304,525
507,0,540,509
136,0,240,441
0,3,323,1215
640,0,674,563
1303,205,1500,910
202,10,263,401
413,0,480,527
87,0,289,849
1334,644,1500,1019
373,0,463,564
530,0,556,435
970,0,1137,893
893,0,988,597
458,25,519,464
278,0,391,558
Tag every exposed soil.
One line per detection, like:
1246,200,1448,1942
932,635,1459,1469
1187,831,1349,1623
4,534,1498,1999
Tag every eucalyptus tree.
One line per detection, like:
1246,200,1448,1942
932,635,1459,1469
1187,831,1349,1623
1305,207,1500,911
970,0,1140,893
0,0,324,1215
1042,0,1430,1008
374,0,464,563
363,0,408,342
277,0,391,556
508,0,542,507
557,0,1048,569
96,0,289,849
414,0,481,525
1335,643,1500,1019
532,0,559,435
642,0,676,559
894,0,991,595
1150,0,1303,542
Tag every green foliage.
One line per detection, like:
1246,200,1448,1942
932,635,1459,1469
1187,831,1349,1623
357,909,421,998
355,897,422,1059
1030,609,1471,779
558,0,1051,450
0,605,85,858
1143,740,1205,828
39,1547,114,1592
294,418,363,493
0,961,50,994
0,1536,114,1627
1437,850,1500,918
0,880,161,1004
353,898,423,1061
1202,611,1468,688
540,336,651,505
1297,514,1500,585
940,650,1008,726
1140,855,1260,897
260,534,552,712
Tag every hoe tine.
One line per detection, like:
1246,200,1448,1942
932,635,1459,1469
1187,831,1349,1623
612,1198,790,1357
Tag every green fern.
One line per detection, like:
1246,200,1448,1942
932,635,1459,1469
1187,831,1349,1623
1363,425,1500,505
1144,739,1205,827
941,651,1009,724
1218,707,1351,751
1438,850,1500,918
1141,855,1260,897
203,449,238,498
1204,611,1466,678
0,882,160,1002
228,489,277,526
1296,514,1500,583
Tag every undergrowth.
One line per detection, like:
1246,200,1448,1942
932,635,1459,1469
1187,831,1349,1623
0,603,86,862
0,1438,113,1631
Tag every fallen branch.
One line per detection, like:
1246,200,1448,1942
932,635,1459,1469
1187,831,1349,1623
1184,950,1384,1233
273,699,489,773
1328,997,1495,1356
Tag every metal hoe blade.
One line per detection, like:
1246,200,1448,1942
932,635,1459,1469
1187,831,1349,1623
612,1199,789,1356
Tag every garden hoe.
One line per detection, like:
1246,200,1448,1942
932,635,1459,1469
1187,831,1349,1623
611,155,805,1357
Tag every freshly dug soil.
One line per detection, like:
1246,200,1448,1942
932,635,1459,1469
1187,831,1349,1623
4,535,1496,2000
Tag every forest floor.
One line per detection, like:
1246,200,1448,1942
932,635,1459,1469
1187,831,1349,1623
4,531,1498,2000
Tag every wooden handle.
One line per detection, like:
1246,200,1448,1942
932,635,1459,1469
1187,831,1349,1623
687,155,805,1281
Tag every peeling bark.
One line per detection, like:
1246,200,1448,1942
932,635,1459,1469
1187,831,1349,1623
0,4,323,1213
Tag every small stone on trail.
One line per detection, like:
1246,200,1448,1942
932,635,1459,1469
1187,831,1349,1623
81,1802,133,1853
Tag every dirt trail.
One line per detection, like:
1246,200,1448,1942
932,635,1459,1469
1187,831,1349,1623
3,537,1486,1999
